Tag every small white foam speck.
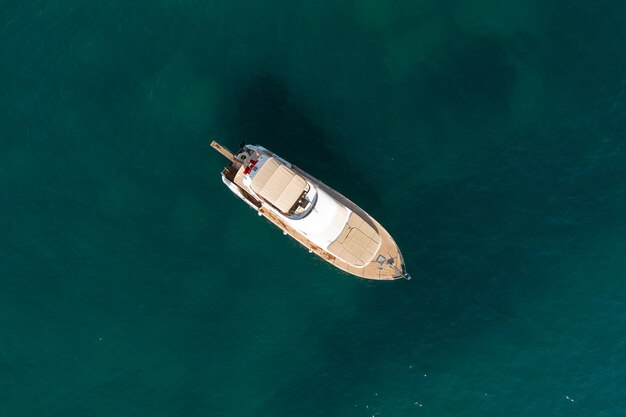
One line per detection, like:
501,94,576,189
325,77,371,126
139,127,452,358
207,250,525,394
565,396,575,402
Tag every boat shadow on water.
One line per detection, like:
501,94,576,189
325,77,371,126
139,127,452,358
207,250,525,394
225,74,386,216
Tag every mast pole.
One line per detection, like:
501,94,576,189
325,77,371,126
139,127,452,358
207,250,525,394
211,140,240,165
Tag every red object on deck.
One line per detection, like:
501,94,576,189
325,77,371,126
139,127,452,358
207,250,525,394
243,159,258,175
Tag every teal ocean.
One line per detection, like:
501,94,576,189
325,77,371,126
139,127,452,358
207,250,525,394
2,1,626,415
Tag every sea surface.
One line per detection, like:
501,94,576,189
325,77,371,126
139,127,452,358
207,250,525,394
2,1,626,416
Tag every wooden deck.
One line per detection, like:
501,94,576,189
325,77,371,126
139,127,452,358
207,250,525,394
256,165,406,280
258,205,404,280
293,167,406,280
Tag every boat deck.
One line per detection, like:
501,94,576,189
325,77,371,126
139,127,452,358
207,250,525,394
259,205,403,279
261,167,405,280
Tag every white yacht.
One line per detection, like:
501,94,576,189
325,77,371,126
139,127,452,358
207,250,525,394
211,141,409,280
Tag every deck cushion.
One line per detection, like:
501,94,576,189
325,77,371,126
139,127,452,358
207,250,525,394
327,212,381,266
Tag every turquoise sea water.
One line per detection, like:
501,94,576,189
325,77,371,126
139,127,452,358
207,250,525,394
2,1,626,415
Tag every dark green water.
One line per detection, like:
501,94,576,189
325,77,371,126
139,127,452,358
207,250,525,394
2,0,626,415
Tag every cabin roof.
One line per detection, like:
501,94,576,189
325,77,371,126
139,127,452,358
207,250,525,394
251,157,308,213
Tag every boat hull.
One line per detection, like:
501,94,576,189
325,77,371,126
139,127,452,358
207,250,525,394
214,143,408,280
